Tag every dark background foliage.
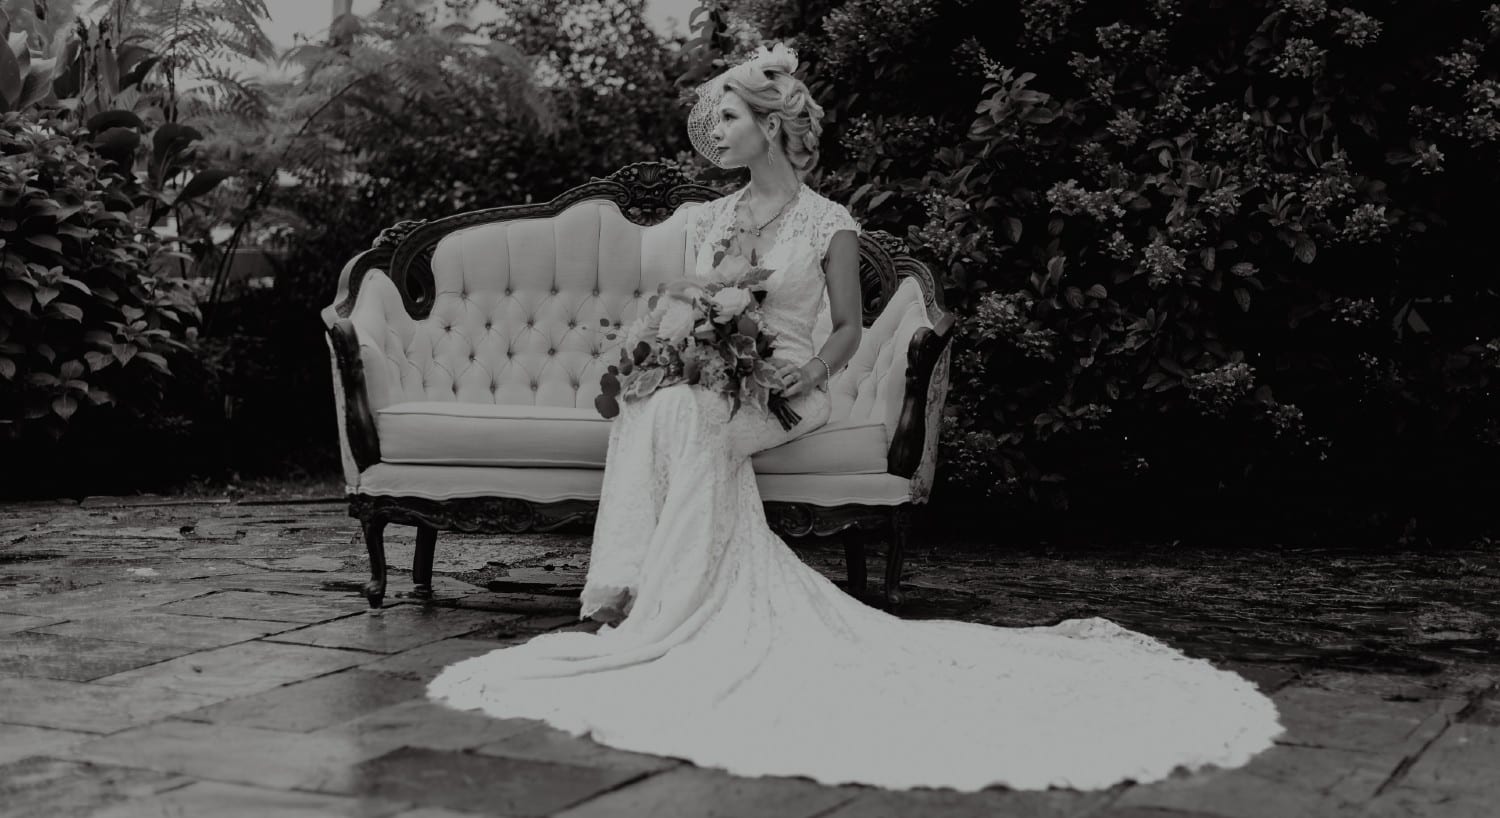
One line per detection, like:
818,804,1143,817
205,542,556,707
715,0,1500,546
8,0,1500,550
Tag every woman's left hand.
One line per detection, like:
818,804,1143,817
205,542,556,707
775,361,824,399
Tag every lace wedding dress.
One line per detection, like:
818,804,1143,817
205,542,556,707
427,185,1283,791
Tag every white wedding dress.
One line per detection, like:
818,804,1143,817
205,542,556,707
427,185,1283,791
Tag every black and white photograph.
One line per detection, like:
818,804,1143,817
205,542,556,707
1,0,1497,815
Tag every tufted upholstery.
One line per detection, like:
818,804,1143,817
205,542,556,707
348,201,696,413
330,198,939,500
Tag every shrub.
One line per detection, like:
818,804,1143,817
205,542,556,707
708,0,1500,544
0,109,200,443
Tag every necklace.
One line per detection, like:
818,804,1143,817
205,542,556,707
736,189,799,238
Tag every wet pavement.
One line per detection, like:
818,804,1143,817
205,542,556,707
0,496,1497,817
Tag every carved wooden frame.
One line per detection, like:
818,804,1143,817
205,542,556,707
327,162,951,611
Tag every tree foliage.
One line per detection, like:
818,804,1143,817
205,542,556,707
705,0,1500,543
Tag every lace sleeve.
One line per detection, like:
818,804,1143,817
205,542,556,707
688,198,720,256
812,200,861,263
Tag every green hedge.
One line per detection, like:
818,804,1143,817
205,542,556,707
726,0,1500,544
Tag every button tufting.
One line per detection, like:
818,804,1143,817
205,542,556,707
592,288,600,296
530,383,538,391
568,320,576,328
548,349,555,356
485,321,492,329
468,353,476,361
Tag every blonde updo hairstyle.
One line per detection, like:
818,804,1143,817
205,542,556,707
719,62,825,177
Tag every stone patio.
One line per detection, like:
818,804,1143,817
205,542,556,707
1,496,1496,817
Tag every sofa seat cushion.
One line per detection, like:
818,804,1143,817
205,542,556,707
358,463,914,506
378,401,611,468
750,418,889,475
376,401,890,475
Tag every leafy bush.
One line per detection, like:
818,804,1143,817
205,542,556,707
708,0,1500,544
0,108,200,442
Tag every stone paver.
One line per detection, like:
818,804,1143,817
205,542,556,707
358,637,504,683
0,581,217,618
67,720,395,792
85,781,406,818
264,605,502,653
0,756,192,817
178,669,425,732
155,589,366,623
27,611,296,648
2,497,1499,817
348,746,644,815
1397,722,1500,797
313,699,541,757
820,786,1114,818
1112,740,1410,817
0,630,197,681
94,639,368,699
552,765,860,818
0,676,222,733
0,723,94,765
476,724,683,778
0,612,60,634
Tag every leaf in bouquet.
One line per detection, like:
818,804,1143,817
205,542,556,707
742,267,773,286
752,359,782,390
600,318,611,327
684,357,702,384
713,249,726,267
750,247,758,266
647,294,659,311
741,376,770,416
619,358,633,375
607,365,619,376
600,371,620,397
632,341,652,365
595,393,620,419
629,366,666,399
737,315,758,337
731,335,758,360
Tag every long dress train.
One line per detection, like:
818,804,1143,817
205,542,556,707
426,185,1283,791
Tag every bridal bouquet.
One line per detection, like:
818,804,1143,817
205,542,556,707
593,237,802,431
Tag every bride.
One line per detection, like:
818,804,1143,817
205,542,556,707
427,43,1282,792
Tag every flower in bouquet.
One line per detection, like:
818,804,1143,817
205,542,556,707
594,239,802,431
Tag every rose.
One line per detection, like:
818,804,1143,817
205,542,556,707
709,286,753,321
713,253,751,283
658,299,698,344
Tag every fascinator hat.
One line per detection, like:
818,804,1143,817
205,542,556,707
687,43,800,168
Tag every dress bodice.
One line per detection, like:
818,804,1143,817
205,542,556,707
689,184,862,364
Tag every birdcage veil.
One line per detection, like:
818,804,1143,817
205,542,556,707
686,43,800,168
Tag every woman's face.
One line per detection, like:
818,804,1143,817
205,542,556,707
710,90,769,169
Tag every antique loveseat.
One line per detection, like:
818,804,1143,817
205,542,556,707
320,163,953,610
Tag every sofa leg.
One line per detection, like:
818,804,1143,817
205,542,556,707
844,534,868,599
361,518,388,609
412,524,437,601
884,509,911,608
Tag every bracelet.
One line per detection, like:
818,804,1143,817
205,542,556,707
811,354,833,386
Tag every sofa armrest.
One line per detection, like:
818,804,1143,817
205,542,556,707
327,319,382,472
886,313,955,478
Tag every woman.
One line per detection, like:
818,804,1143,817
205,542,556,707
428,43,1282,792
